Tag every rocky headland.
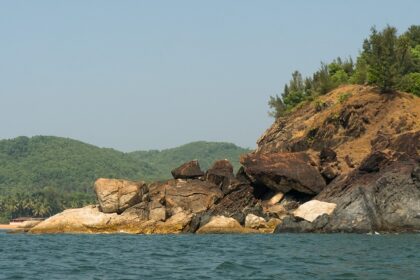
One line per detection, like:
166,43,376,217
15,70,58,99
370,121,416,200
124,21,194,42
30,85,420,234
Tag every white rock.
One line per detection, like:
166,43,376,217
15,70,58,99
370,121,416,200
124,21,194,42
245,214,266,229
293,200,336,222
196,215,256,234
268,192,284,205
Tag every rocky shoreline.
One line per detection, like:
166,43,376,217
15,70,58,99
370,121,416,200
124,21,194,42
28,86,420,234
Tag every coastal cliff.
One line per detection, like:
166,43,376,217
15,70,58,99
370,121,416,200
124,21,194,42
255,85,420,232
30,85,420,234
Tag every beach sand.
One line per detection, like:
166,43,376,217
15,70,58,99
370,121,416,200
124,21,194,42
0,224,18,230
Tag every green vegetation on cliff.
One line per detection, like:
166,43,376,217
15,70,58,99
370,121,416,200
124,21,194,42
0,136,250,222
269,25,420,118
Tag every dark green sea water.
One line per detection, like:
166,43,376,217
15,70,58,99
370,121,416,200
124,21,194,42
0,231,419,280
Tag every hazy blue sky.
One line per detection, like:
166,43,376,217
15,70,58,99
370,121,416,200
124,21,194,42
1,1,419,151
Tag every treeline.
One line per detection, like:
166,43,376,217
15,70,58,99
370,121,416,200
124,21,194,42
0,136,249,222
0,188,92,223
269,25,420,118
129,141,249,178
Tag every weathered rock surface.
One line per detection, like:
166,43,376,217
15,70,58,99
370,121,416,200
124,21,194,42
30,205,194,234
264,204,287,218
30,205,140,234
164,179,223,213
274,215,330,233
206,183,261,224
248,86,420,233
17,220,42,229
196,216,257,234
152,210,194,234
320,147,337,163
244,214,281,233
264,218,283,233
293,200,336,222
320,165,339,183
317,159,420,232
315,132,420,232
171,160,204,179
94,178,147,214
358,151,389,173
245,214,266,229
145,178,224,218
205,159,235,193
148,201,166,222
272,132,420,233
241,152,326,195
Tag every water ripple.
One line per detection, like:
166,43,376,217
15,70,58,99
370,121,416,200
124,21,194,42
0,231,419,280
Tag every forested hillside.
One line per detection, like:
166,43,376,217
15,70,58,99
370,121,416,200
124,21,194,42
129,141,248,179
0,136,250,222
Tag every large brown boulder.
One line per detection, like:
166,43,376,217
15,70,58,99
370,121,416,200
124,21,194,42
147,179,223,215
171,160,204,179
240,152,326,195
94,178,147,214
165,179,223,213
205,159,235,191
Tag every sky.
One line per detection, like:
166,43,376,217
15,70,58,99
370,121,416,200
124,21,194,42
1,1,419,152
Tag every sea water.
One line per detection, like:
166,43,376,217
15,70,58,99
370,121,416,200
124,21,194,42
0,231,419,279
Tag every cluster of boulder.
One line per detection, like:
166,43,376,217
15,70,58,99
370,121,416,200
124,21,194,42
28,86,420,234
30,158,338,234
28,131,420,234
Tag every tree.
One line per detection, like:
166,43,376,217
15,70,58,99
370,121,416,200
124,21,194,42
311,63,335,95
268,95,285,118
404,25,420,47
402,26,420,73
283,71,306,108
363,26,410,92
399,72,420,96
267,25,420,117
350,55,369,84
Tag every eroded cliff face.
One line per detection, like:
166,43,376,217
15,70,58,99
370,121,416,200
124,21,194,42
257,85,419,173
248,85,420,232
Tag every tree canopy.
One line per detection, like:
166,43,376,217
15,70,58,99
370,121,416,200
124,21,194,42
269,25,420,118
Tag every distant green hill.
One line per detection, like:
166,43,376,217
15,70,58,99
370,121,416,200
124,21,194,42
129,141,249,180
0,136,250,222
